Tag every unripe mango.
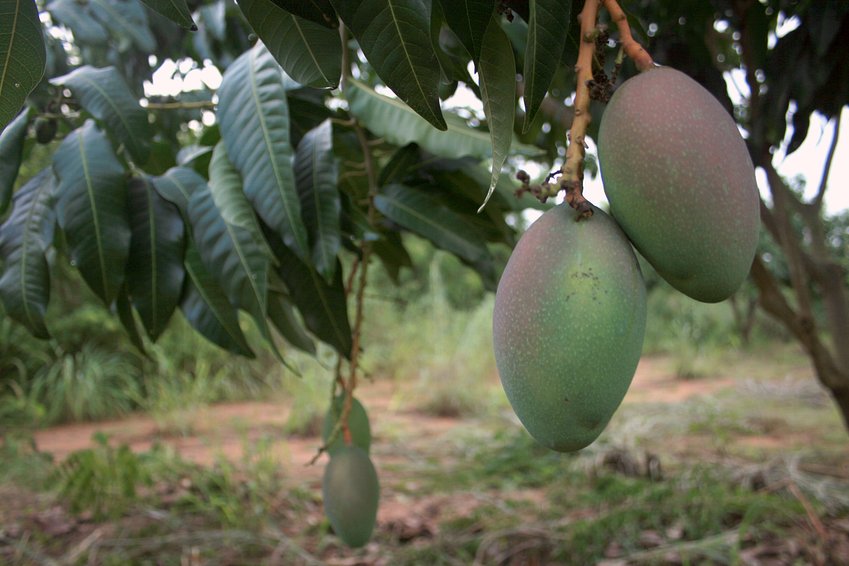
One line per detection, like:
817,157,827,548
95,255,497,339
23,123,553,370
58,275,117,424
598,67,759,303
322,445,379,547
493,205,646,452
322,395,371,456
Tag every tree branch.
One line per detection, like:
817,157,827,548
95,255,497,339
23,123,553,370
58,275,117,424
601,0,655,71
813,108,842,211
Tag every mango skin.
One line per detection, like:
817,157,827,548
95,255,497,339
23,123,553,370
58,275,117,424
598,67,760,303
322,445,379,548
322,395,371,456
492,205,646,452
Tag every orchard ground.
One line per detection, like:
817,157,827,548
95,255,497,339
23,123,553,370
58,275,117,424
1,344,848,565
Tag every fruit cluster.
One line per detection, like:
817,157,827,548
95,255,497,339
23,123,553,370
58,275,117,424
493,67,760,452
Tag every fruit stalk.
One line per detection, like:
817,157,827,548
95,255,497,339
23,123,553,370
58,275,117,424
601,0,655,72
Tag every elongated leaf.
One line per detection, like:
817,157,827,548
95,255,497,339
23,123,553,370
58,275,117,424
372,231,413,285
181,241,254,358
52,66,151,164
375,183,489,263
268,291,316,354
378,143,420,186
127,176,185,341
89,0,156,52
138,0,196,30
115,284,147,353
0,169,54,338
331,0,446,130
0,107,30,214
53,120,130,305
347,79,537,161
437,0,493,62
477,16,515,212
274,243,351,357
294,120,340,282
239,0,341,89
268,0,337,28
151,166,207,217
218,43,309,259
522,0,569,131
48,0,110,44
0,0,45,131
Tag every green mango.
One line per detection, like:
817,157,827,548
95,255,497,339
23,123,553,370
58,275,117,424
322,445,379,548
598,66,760,303
493,204,646,452
322,394,371,455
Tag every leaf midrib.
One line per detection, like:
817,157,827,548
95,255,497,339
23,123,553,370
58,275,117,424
290,15,331,84
185,255,248,349
19,177,50,329
0,0,22,98
380,193,479,258
77,130,110,299
73,70,140,158
385,0,437,123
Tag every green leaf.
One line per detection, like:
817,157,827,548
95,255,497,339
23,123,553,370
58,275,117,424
267,290,316,354
217,43,309,260
0,169,54,338
268,0,337,28
127,176,186,341
53,120,130,306
274,244,352,357
89,0,156,52
181,241,255,358
437,0,494,63
115,283,147,353
0,107,31,215
477,16,516,212
0,0,45,131
375,183,490,264
239,0,341,89
331,0,447,130
151,166,207,218
522,0,570,131
347,79,537,160
294,119,340,282
138,0,196,30
47,0,110,45
52,66,152,164
372,231,413,285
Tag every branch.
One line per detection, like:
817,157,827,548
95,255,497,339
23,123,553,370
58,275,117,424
813,108,842,211
601,0,655,71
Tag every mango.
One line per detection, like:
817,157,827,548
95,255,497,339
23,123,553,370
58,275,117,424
322,394,371,455
597,66,759,303
492,204,646,452
322,445,379,547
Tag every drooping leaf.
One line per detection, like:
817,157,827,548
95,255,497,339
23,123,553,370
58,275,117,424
274,244,352,357
437,0,494,63
138,0,196,30
53,120,130,306
199,1,226,41
47,0,110,45
268,0,337,28
294,119,340,282
126,176,186,341
0,169,54,338
52,66,152,164
0,0,45,131
181,241,255,358
522,0,570,131
239,0,341,89
268,290,316,354
477,16,516,212
377,143,420,186
115,284,147,353
372,231,413,285
151,166,207,217
375,183,490,264
330,0,447,130
0,107,31,214
217,43,309,259
430,0,479,95
89,0,157,52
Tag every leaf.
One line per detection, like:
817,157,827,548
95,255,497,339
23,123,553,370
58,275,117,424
53,120,130,306
330,0,447,130
375,184,490,264
0,169,54,338
47,0,110,45
477,16,516,212
274,244,352,357
89,0,156,53
217,43,309,259
267,0,337,28
522,0,569,131
52,66,152,164
437,0,494,63
267,291,316,354
294,120,340,282
126,176,185,341
115,284,147,353
0,107,31,215
151,166,207,218
0,0,46,131
239,0,341,89
372,231,413,285
347,79,537,160
181,241,255,358
138,0,196,30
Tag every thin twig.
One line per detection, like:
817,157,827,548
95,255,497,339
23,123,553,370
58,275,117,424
812,109,842,211
601,0,655,71
787,481,829,540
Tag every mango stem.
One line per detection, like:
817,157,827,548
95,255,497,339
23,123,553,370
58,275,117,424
601,0,655,72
